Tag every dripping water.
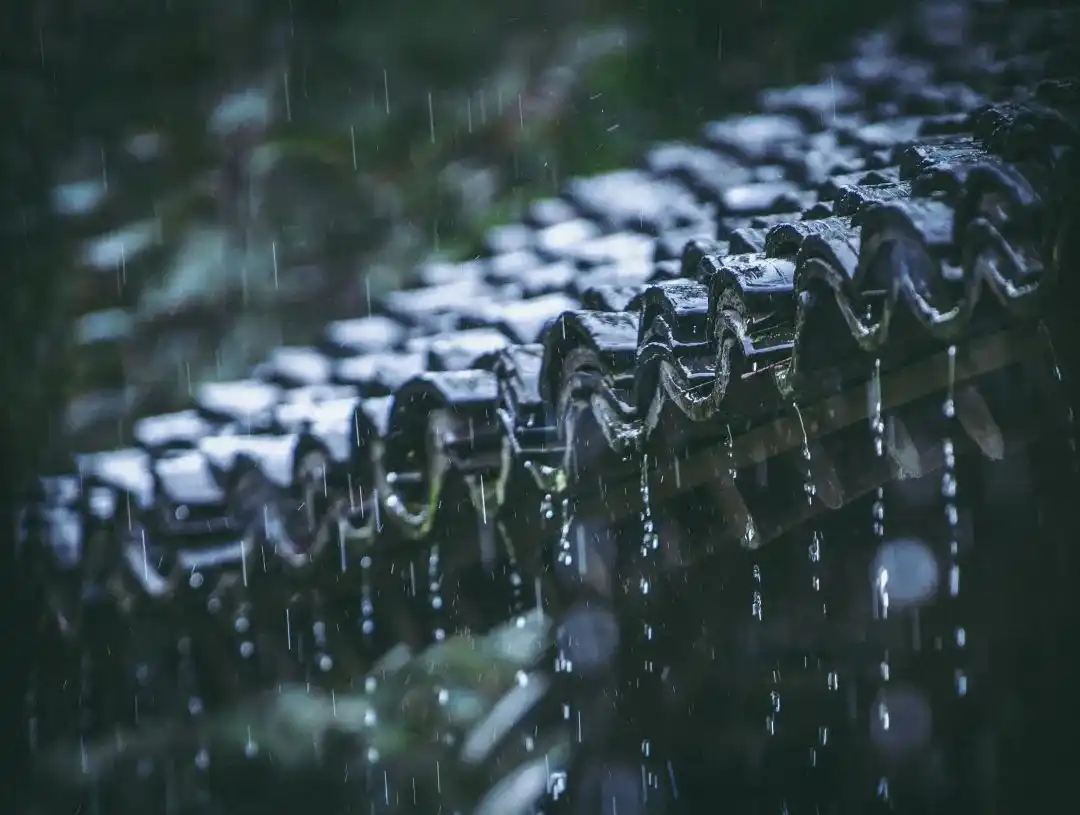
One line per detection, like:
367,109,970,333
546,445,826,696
638,453,663,800
942,345,966,700
360,553,376,640
1040,325,1077,469
233,607,257,675
540,491,555,522
537,486,556,619
178,634,212,789
78,649,92,775
736,422,768,743
506,548,526,621
869,356,892,805
479,472,521,621
311,596,333,676
428,544,446,642
794,401,830,802
553,493,575,740
555,495,572,570
726,424,737,482
25,669,37,754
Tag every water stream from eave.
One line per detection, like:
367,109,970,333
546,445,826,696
552,489,575,802
427,541,446,644
869,355,892,807
941,346,965,702
939,345,972,806
638,452,665,804
793,399,832,812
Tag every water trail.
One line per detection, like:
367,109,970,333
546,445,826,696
726,423,736,482
941,346,966,700
360,552,376,640
234,606,257,671
311,596,333,676
553,492,575,747
540,490,555,523
500,500,527,620
869,356,892,806
340,514,378,652
506,551,526,620
794,400,830,806
638,453,663,802
77,630,95,775
428,543,446,642
25,669,37,755
555,495,572,570
357,530,381,704
738,425,769,754
130,624,158,727
1040,325,1077,470
178,634,212,789
474,473,525,620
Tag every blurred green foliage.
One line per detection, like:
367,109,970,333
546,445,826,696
31,614,560,815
